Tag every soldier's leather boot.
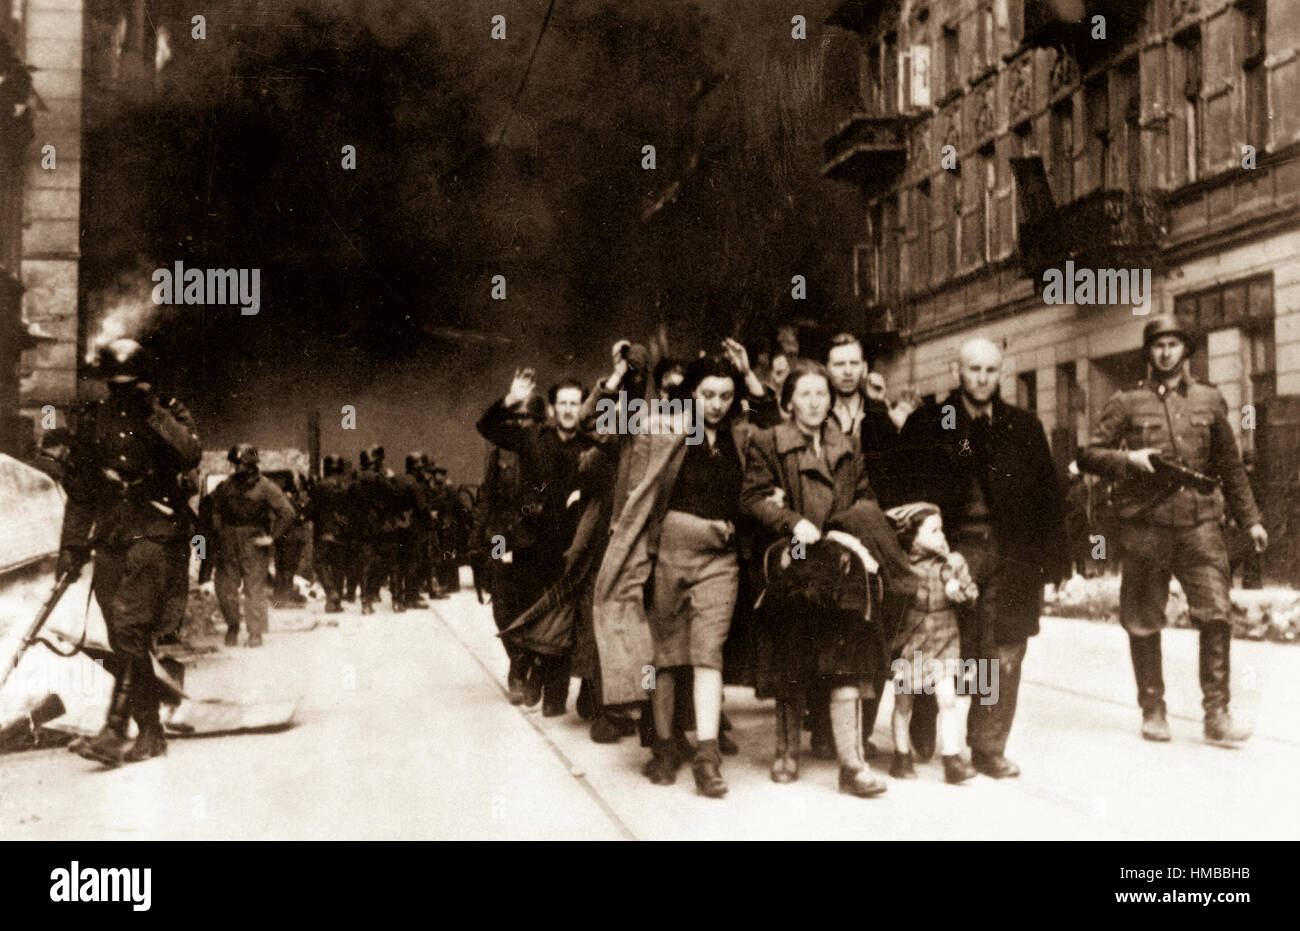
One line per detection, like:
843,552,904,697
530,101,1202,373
74,663,134,768
770,698,800,784
224,627,239,647
1129,632,1171,742
1200,622,1250,746
125,661,167,763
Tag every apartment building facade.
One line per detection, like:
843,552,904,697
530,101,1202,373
824,0,1300,575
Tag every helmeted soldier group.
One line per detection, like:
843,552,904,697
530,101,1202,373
44,338,470,769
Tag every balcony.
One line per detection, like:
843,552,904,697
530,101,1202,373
826,0,888,34
1016,194,1167,293
821,113,908,192
1022,0,1145,50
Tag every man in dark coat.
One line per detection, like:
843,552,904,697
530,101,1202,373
210,445,295,647
472,397,544,702
476,369,598,716
894,337,1068,778
57,339,202,767
308,454,353,612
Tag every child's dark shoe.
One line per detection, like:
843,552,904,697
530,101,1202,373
890,751,917,779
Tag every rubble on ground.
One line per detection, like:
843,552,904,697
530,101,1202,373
1046,573,1300,643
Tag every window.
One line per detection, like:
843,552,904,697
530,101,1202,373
853,242,878,303
864,41,883,114
1056,361,1081,438
1085,79,1108,193
1249,330,1276,405
1174,273,1275,334
1011,123,1035,240
943,24,960,98
982,146,996,263
882,194,901,302
980,4,995,71
913,181,931,289
1240,0,1268,152
1174,28,1203,183
1116,61,1142,192
862,199,900,304
1017,371,1038,415
1050,100,1074,202
883,32,899,116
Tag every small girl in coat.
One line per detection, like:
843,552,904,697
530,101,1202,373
885,502,978,784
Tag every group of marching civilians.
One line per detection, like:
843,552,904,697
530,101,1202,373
472,317,1262,799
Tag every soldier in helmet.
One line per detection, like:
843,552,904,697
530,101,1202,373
57,338,201,767
1080,314,1267,746
415,453,449,599
354,445,398,614
388,451,426,611
209,444,295,647
427,465,468,595
307,454,353,612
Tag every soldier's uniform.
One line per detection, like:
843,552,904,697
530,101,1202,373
428,474,467,593
353,447,397,613
210,449,295,646
388,465,421,611
272,475,310,607
307,456,352,612
59,339,201,766
1079,316,1261,744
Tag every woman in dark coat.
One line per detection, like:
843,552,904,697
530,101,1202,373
740,359,912,797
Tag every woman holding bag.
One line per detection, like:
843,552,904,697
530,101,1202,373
741,359,913,797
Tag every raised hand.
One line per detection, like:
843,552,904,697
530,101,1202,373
505,367,537,407
721,337,751,375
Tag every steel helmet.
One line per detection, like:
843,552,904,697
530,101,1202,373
1142,314,1193,353
228,444,259,467
322,454,345,475
97,338,151,384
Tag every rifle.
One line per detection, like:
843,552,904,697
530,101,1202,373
1151,455,1221,494
0,571,77,694
1110,455,1220,520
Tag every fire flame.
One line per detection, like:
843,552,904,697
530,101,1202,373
83,269,166,365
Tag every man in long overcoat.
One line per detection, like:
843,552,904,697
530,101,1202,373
894,338,1068,778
